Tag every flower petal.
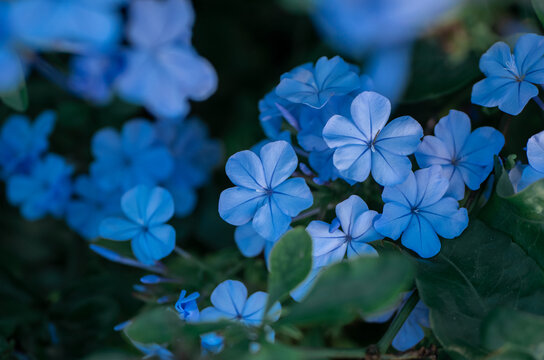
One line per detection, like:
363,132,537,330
420,198,468,239
271,177,313,217
374,116,422,155
434,110,471,158
99,217,140,241
371,148,412,186
350,91,391,140
307,220,346,258
335,145,372,182
210,280,248,317
121,185,174,225
218,187,266,226
527,131,544,173
225,150,266,190
514,33,544,77
260,140,298,188
322,114,366,148
374,203,412,240
415,166,449,208
234,223,266,257
252,197,292,241
335,195,368,234
401,215,441,258
415,135,452,167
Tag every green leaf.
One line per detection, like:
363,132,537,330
123,306,181,344
280,254,414,326
480,168,544,270
267,227,312,311
1,82,28,112
416,220,544,359
482,308,544,360
533,0,544,28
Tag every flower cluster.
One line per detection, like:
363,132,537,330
0,0,216,119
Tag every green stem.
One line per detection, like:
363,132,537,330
377,291,420,354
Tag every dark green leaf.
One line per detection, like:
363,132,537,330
267,227,312,311
416,220,544,359
281,254,414,326
123,306,181,344
1,82,28,112
482,308,544,360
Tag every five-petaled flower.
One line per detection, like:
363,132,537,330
374,166,469,258
218,140,313,241
323,91,423,186
415,110,504,200
200,280,281,326
99,185,176,265
472,33,544,115
307,195,381,267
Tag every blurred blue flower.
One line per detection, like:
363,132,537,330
132,341,174,360
276,56,360,109
374,166,468,258
0,110,56,178
472,33,544,115
66,174,122,240
7,153,73,220
175,290,200,322
219,141,313,241
200,280,281,326
99,185,176,264
0,3,25,94
519,130,544,190
308,195,381,267
200,333,224,354
90,119,173,191
116,0,216,118
258,90,300,138
323,91,423,185
311,0,456,58
69,52,125,105
10,0,125,52
415,110,504,200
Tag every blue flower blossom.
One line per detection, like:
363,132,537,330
276,56,360,109
69,53,125,105
0,3,25,94
200,280,281,326
219,140,313,241
472,33,544,115
323,91,423,185
7,154,73,220
307,195,381,267
10,0,125,52
115,0,216,118
66,174,122,240
99,185,176,265
0,110,56,178
519,130,544,190
374,166,469,258
90,119,173,191
175,290,200,322
415,110,504,200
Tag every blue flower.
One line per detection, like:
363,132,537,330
7,154,73,220
132,341,174,360
10,0,125,52
0,110,56,178
66,174,122,240
115,0,216,118
308,195,381,267
90,120,173,191
200,280,281,326
519,130,544,190
374,166,469,258
219,140,313,241
175,290,200,322
0,3,25,94
276,56,360,109
99,185,176,265
323,91,423,185
472,33,544,115
258,90,301,138
311,0,455,58
200,333,224,354
415,110,504,200
69,52,125,105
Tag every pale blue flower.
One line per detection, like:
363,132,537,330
519,130,544,190
323,91,423,185
415,110,504,200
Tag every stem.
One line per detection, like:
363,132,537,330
377,291,420,354
533,96,544,112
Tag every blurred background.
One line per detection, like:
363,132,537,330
1,0,543,358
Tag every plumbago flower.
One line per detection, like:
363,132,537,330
323,91,423,185
276,56,360,109
99,185,176,264
472,33,544,115
0,111,56,178
218,140,313,241
90,119,173,191
519,130,544,190
200,280,281,325
175,290,200,322
415,110,504,200
7,154,73,221
9,0,125,52
116,0,217,118
374,166,469,258
308,195,381,267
